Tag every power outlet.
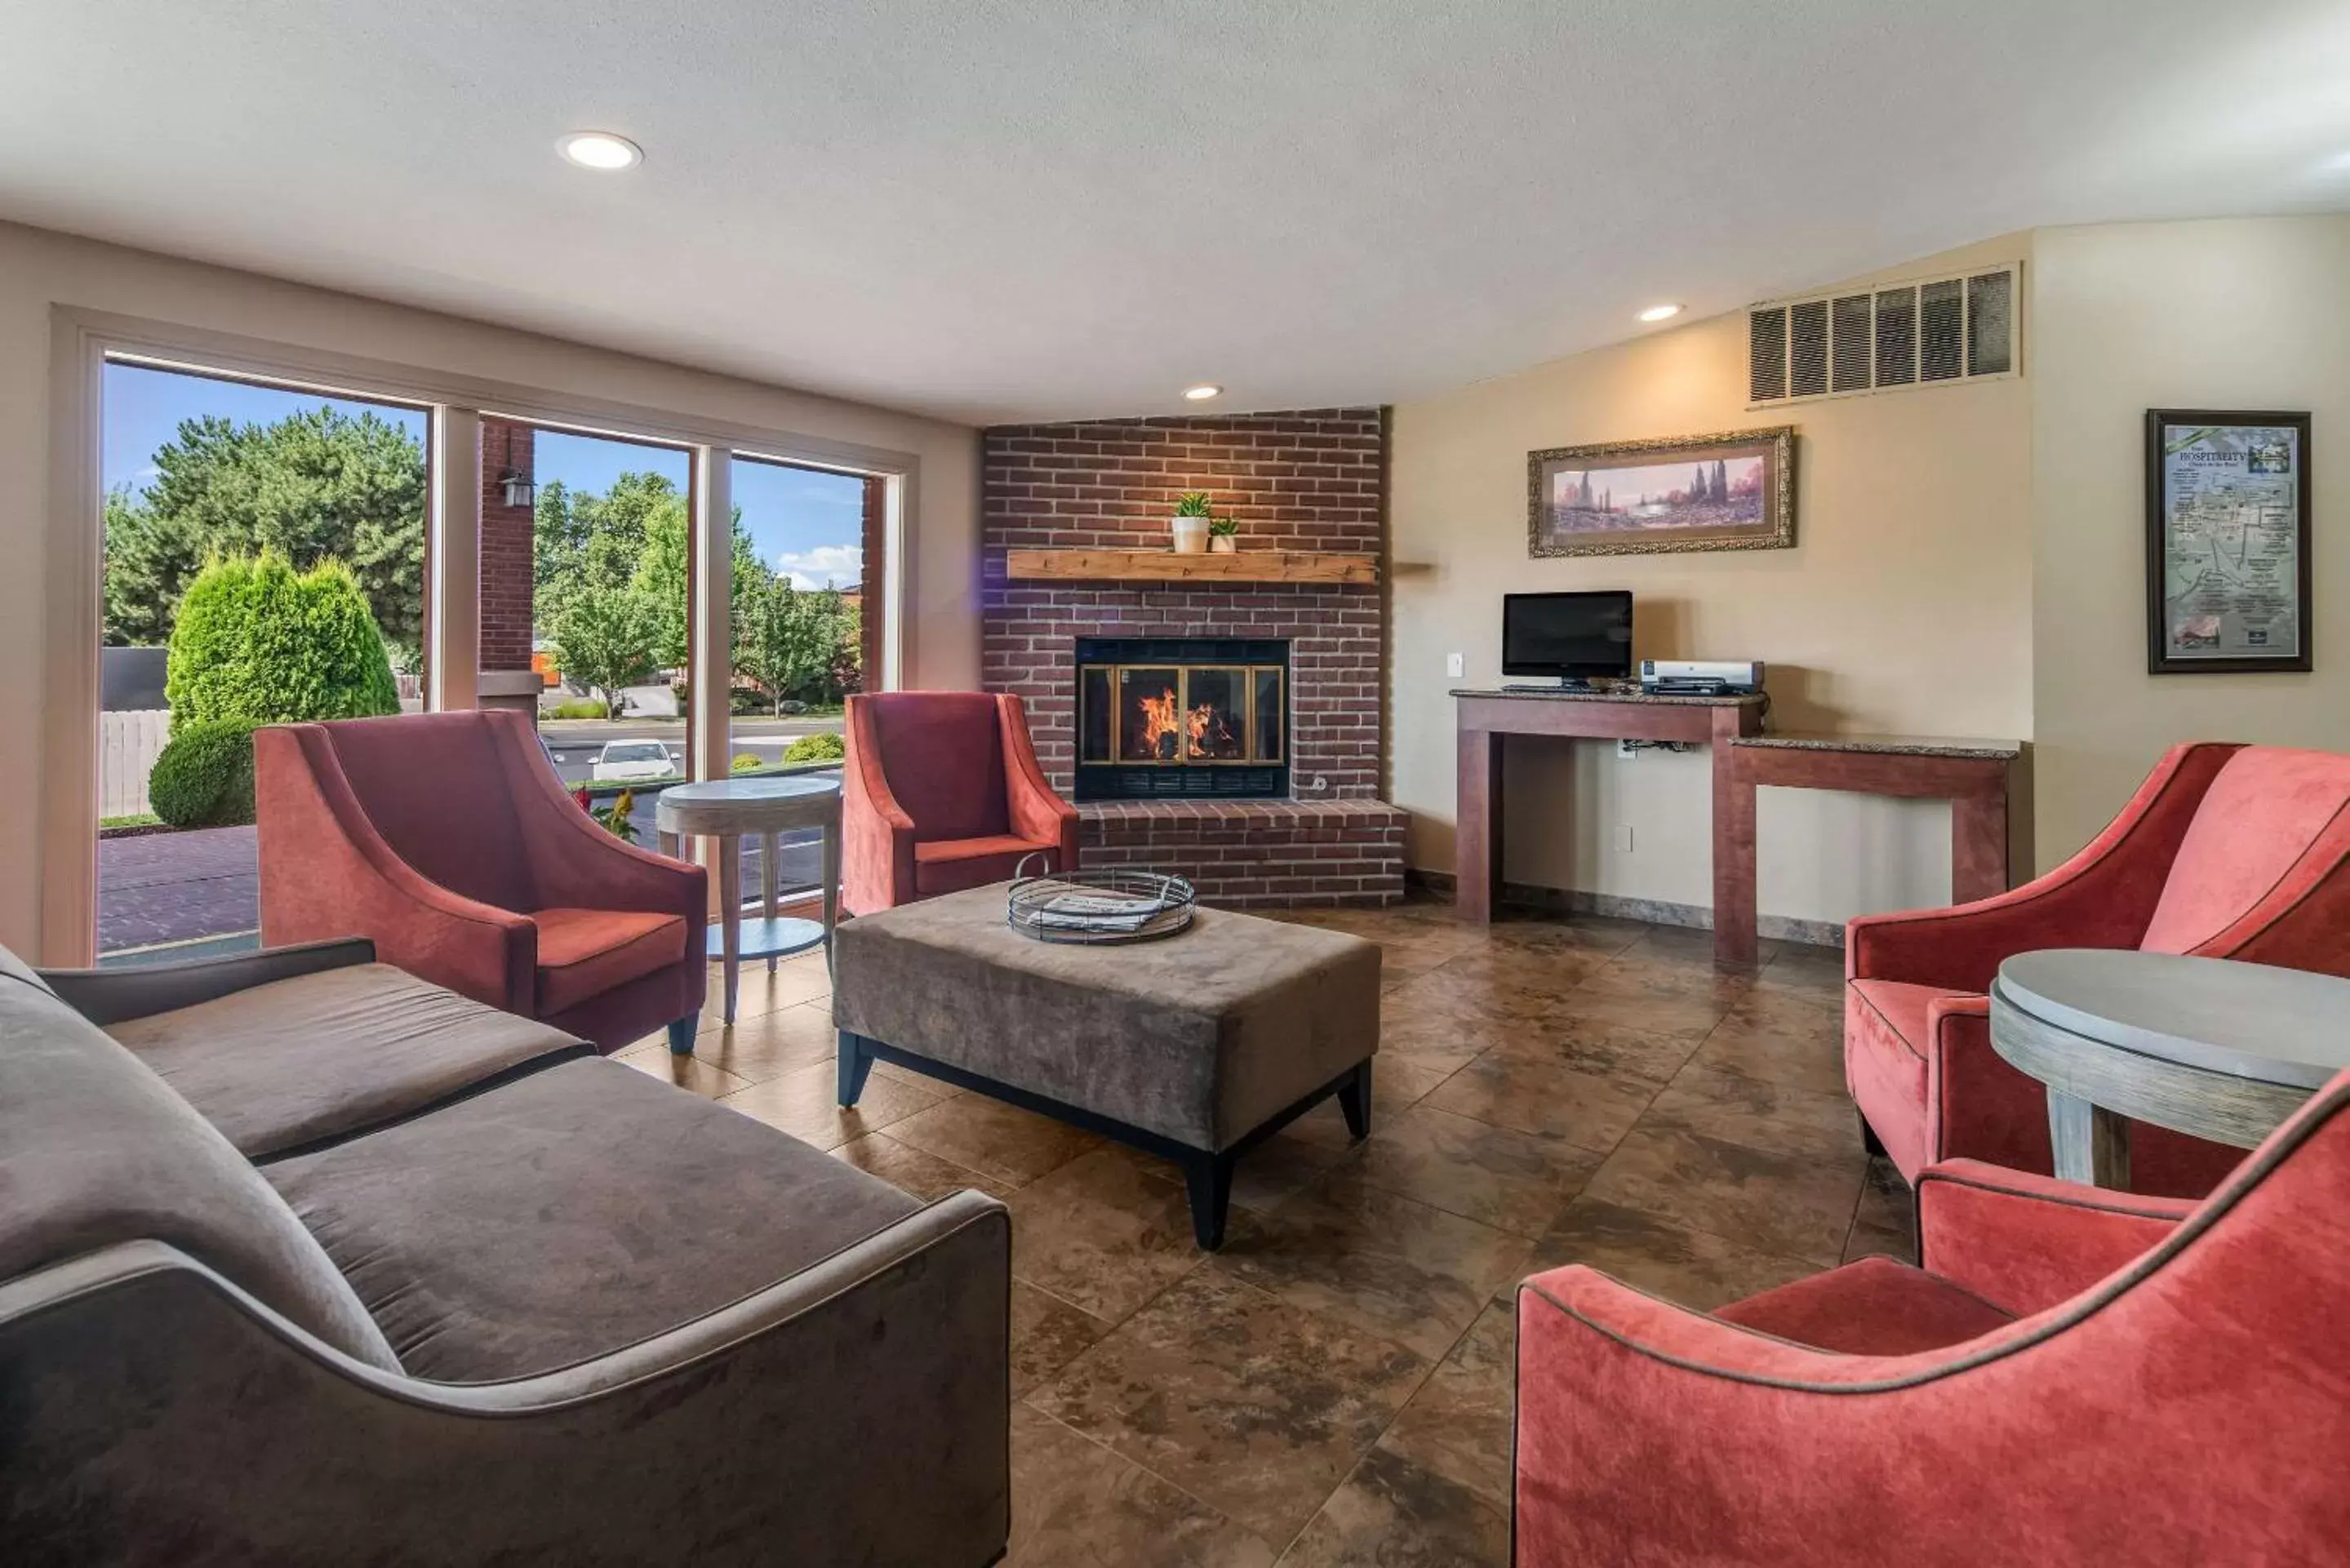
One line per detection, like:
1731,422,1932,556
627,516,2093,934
1617,738,1637,759
1613,824,1635,853
1446,651,1465,679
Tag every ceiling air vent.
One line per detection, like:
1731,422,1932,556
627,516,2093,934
1748,263,2019,406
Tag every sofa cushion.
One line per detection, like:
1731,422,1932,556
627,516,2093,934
1714,1255,2015,1355
913,835,1057,897
105,962,590,1160
533,907,688,1017
0,960,399,1370
2140,746,2350,955
264,1056,924,1382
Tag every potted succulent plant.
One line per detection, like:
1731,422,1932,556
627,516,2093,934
1207,515,1240,553
1171,491,1213,554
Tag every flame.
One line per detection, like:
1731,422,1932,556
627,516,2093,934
1138,688,1182,757
1135,687,1237,761
1186,703,1233,759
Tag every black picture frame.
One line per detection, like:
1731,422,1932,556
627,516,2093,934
2144,409,2312,675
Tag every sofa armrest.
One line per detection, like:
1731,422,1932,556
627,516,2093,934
997,695,1081,865
2,1193,1011,1566
37,939,377,1028
1917,1159,2192,1317
1847,741,2239,993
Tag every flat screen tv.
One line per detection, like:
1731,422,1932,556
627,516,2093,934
1502,590,1633,684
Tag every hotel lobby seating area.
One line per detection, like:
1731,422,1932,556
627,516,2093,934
6,4,2350,1562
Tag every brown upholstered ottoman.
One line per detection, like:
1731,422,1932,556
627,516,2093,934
833,883,1380,1247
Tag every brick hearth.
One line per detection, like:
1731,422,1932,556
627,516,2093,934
982,408,1402,907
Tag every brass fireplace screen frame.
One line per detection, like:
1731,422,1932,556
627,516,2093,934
1079,663,1286,766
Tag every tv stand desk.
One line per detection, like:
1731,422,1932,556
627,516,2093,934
1452,688,1766,963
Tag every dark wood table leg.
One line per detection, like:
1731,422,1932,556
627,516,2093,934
1951,780,2010,904
1713,729,1759,968
1456,724,1504,923
2048,1089,2132,1188
1184,1153,1235,1250
1338,1059,1372,1138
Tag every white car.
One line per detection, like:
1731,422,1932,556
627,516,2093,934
591,740,677,783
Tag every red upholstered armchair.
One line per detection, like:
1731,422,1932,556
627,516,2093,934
1514,1069,2350,1564
255,710,707,1053
842,691,1079,914
1846,743,2350,1197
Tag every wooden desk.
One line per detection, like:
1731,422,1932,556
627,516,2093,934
1720,733,2020,967
1453,688,1766,962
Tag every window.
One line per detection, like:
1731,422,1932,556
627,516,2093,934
96,360,429,963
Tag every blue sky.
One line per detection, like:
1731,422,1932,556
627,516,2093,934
104,361,865,590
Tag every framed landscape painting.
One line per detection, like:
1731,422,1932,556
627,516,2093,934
1527,427,1795,557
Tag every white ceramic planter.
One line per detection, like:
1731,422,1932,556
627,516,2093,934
1171,516,1211,554
1208,534,1237,553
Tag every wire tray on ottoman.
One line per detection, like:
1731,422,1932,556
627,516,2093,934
833,882,1381,1248
1006,864,1195,944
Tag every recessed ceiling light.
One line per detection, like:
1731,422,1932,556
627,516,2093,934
558,131,643,171
1183,384,1223,401
1637,303,1683,323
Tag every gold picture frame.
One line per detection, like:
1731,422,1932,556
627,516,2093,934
1527,427,1796,557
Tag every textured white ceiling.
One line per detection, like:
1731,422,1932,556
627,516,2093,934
4,1,2348,425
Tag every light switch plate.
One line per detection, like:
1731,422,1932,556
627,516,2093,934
1613,824,1635,853
1446,651,1464,679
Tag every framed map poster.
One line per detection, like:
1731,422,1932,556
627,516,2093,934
2144,410,2312,674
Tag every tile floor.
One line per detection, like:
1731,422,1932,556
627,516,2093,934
619,899,1914,1566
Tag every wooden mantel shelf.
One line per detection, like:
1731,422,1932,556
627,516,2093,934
1004,548,1379,586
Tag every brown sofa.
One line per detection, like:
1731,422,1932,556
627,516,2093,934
0,939,1010,1566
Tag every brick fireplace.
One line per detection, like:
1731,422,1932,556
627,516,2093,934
982,408,1404,908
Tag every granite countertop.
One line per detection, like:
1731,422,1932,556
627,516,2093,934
1735,731,2022,759
1450,686,1766,708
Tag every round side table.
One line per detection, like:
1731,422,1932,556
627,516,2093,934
655,775,842,1033
1988,948,2350,1188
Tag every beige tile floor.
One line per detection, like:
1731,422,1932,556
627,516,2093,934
619,899,1913,1566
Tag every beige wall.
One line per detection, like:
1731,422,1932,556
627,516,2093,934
1389,235,2035,930
0,220,980,955
2031,215,2350,865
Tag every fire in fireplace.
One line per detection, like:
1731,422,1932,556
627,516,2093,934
1074,637,1289,801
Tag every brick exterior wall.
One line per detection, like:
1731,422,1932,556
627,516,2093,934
982,408,1401,905
479,418,535,673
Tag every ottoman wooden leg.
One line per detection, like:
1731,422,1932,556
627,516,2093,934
1183,1154,1235,1251
837,1030,877,1107
1338,1060,1373,1139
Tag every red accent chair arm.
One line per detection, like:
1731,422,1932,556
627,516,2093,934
842,696,917,912
1517,1265,2015,1564
491,716,707,925
254,726,535,1013
1847,741,2241,993
997,695,1080,869
1917,1159,2192,1317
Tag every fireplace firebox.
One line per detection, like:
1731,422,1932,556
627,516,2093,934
1074,637,1289,801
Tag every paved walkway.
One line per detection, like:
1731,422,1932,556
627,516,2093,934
100,826,260,956
97,822,829,957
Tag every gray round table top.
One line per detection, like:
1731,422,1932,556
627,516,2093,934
655,774,841,835
1994,949,2350,1091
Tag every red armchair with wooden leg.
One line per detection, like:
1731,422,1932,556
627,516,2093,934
841,692,1080,914
1845,742,2350,1198
1513,1068,2350,1564
255,710,707,1053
